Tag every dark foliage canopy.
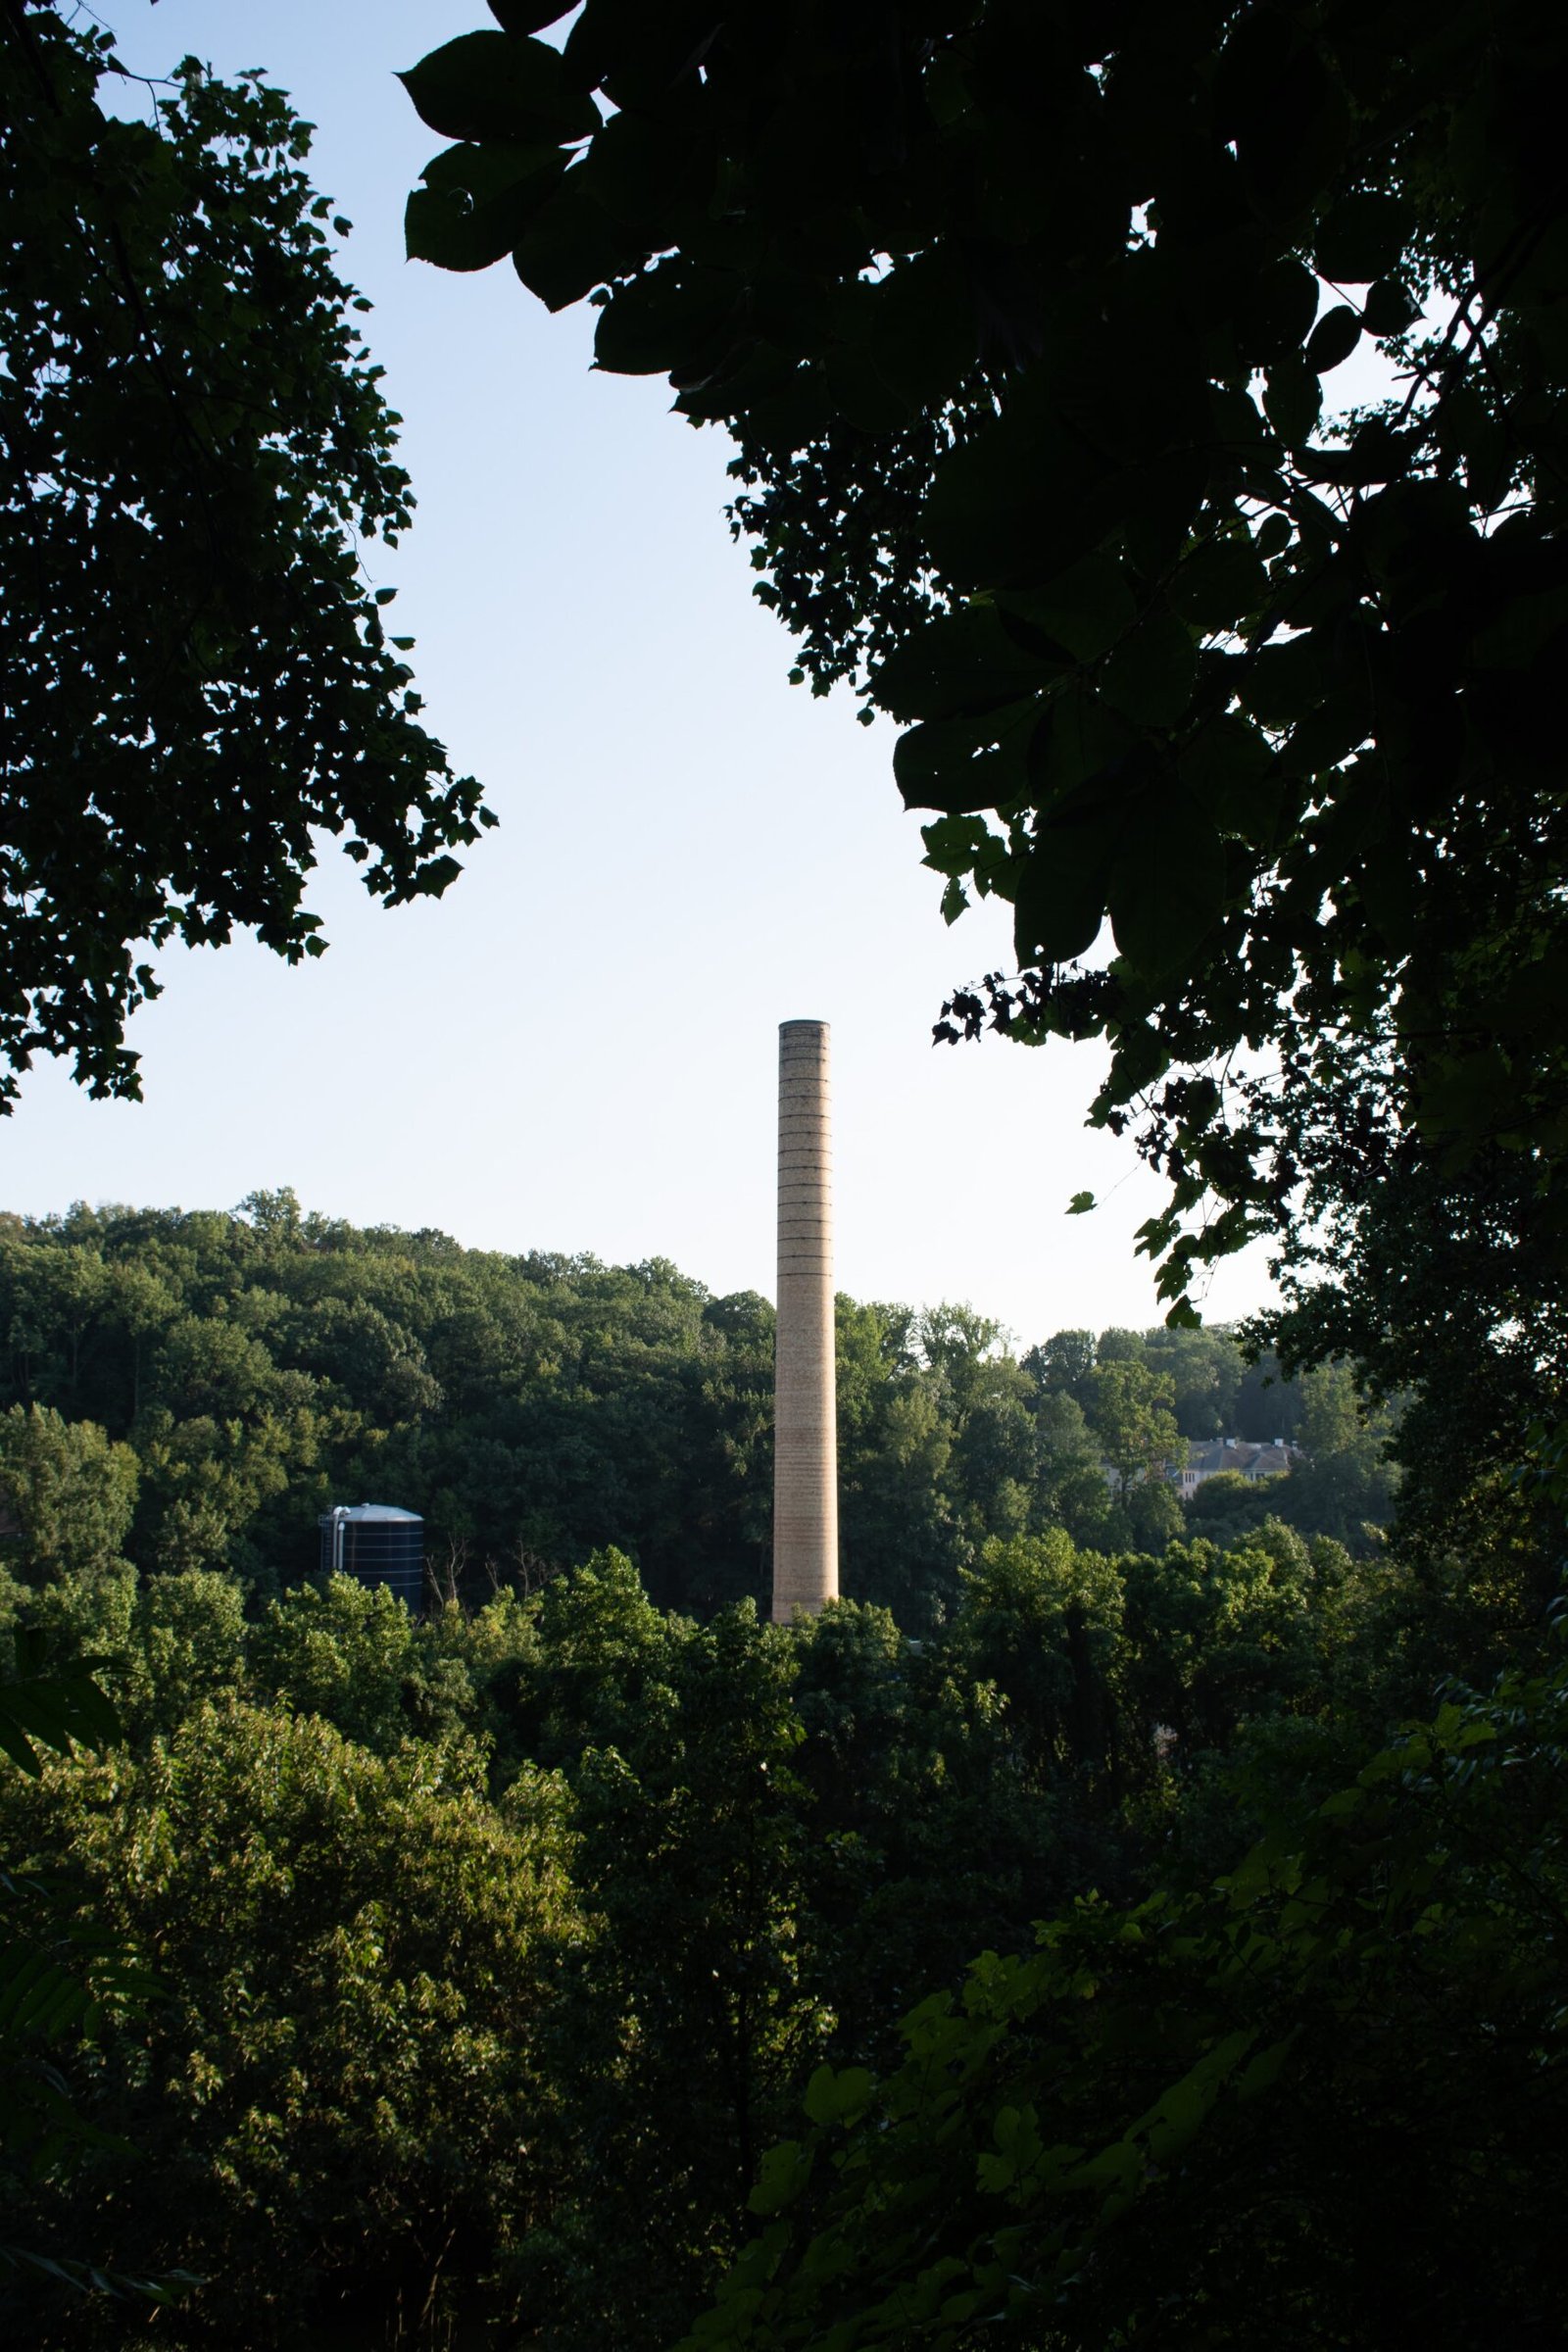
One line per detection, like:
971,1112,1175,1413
401,0,1568,1381
0,5,493,1109
682,1646,1568,2351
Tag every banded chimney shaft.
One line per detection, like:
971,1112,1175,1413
772,1020,839,1620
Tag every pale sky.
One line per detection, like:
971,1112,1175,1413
4,0,1282,1343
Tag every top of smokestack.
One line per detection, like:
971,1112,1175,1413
779,1017,829,1033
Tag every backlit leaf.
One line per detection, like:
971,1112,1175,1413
399,32,599,147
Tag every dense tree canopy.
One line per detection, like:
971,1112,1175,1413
401,0,1568,1494
0,1517,1466,2341
0,4,493,1108
4,0,1563,2331
1,1494,1553,2341
0,1191,1548,2341
0,1195,1391,1624
683,1642,1568,2352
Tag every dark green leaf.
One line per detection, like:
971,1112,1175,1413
873,606,1064,724
575,103,713,246
1297,416,1408,488
803,2065,873,2126
488,1,576,29
1171,535,1270,632
1314,192,1413,283
1102,605,1198,726
1032,685,1141,808
1355,842,1418,953
996,554,1137,664
1236,46,1349,222
1213,7,1297,135
0,1668,122,1778
398,32,599,147
1414,1047,1516,1147
517,173,651,313
1262,358,1322,447
1236,632,1324,730
406,141,564,272
920,812,995,880
748,2138,811,2218
1235,255,1320,361
1107,788,1226,978
594,255,736,369
1304,304,1362,373
1179,714,1283,843
1361,276,1421,336
1012,817,1116,964
858,248,979,416
894,700,1041,814
922,375,1126,589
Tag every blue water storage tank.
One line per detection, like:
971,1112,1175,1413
318,1503,425,1616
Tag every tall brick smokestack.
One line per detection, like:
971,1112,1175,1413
772,1019,839,1621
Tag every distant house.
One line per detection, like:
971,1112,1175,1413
1173,1437,1300,1496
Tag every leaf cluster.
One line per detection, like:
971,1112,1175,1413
0,6,494,1106
683,1645,1568,2349
401,0,1568,1358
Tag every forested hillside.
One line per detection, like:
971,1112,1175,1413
1,1195,1544,2346
0,1193,1390,1634
0,1453,1479,2340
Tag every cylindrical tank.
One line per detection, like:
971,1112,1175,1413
318,1503,425,1616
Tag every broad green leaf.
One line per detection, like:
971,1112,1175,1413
518,173,651,313
594,256,736,371
1235,254,1320,361
406,141,564,272
1313,191,1412,283
1361,275,1421,336
1179,714,1283,843
873,606,1064,724
1102,604,1198,726
1032,685,1140,808
1435,386,1510,508
1011,817,1116,965
818,343,915,434
1171,536,1269,634
0,1664,122,1778
575,105,714,247
1414,1047,1516,1145
920,812,997,879
1283,694,1368,776
894,699,1041,814
1236,44,1349,222
488,1,576,29
1297,416,1409,489
1236,632,1323,730
748,2138,812,2217
860,247,979,415
1107,788,1225,977
804,2065,874,2127
398,32,599,146
996,554,1137,663
1262,357,1322,447
922,378,1124,588
1304,304,1362,374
